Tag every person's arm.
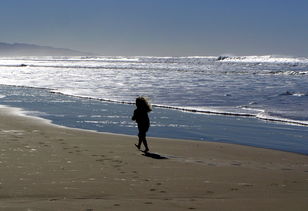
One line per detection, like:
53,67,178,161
132,110,136,121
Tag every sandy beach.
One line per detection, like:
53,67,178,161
0,106,307,211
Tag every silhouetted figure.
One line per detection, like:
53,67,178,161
132,96,152,152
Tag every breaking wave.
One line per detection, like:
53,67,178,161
216,55,308,63
0,55,308,127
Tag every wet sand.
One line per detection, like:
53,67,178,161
0,106,307,211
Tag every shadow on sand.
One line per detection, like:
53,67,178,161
142,152,168,160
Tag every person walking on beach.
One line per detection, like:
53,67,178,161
132,96,152,153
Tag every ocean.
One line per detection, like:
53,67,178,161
0,55,308,154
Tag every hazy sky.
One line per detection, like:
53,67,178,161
1,0,308,56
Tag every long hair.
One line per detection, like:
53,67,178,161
136,96,152,112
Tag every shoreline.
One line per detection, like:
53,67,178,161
5,84,308,127
1,84,308,155
0,105,308,210
3,102,308,156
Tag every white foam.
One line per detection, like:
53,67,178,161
0,105,52,125
256,112,308,126
218,55,308,63
0,55,308,127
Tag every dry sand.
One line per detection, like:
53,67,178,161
0,106,307,211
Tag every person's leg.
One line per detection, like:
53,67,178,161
141,129,149,152
136,129,146,149
142,137,149,152
135,133,142,149
137,130,149,152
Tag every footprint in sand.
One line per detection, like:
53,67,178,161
112,160,123,164
238,183,253,187
10,138,19,142
281,168,293,171
96,159,105,162
231,163,242,166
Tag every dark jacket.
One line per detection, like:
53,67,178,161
132,108,150,131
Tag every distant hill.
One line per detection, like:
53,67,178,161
0,42,92,56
